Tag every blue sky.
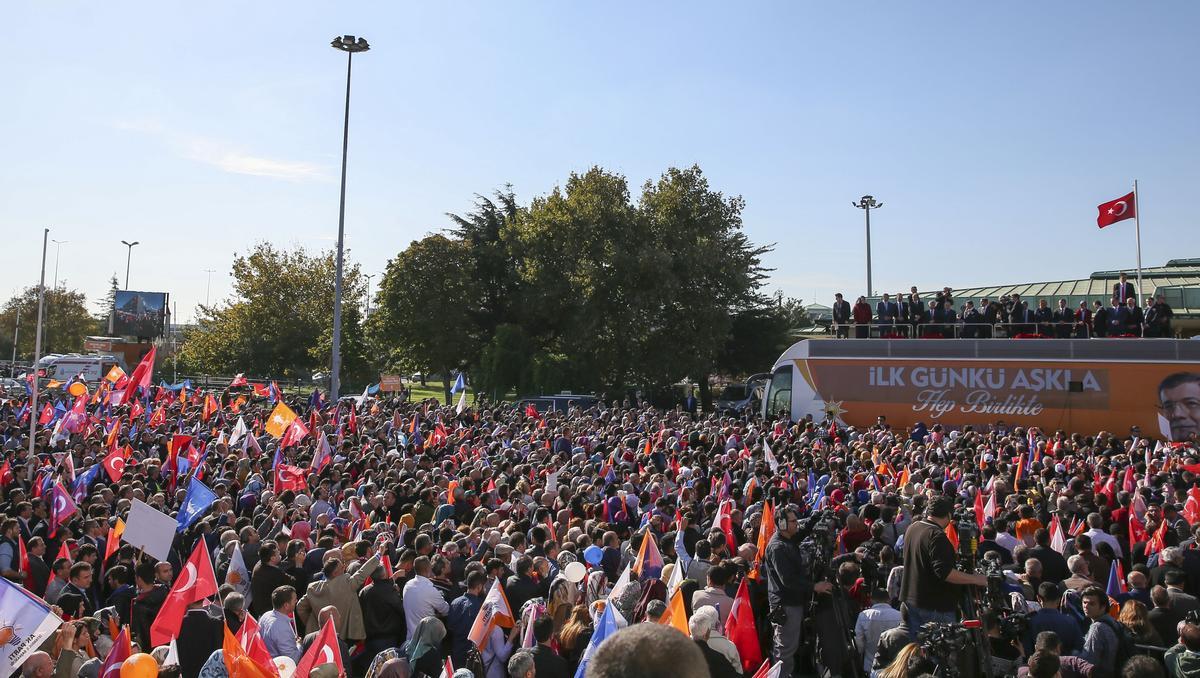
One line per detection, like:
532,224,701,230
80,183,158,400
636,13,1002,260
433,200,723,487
5,2,1198,322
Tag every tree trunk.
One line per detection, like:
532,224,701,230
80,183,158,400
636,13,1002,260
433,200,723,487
442,369,452,405
698,374,713,413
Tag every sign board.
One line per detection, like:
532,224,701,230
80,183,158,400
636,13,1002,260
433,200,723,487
379,374,403,392
789,357,1200,441
122,499,178,562
113,290,168,337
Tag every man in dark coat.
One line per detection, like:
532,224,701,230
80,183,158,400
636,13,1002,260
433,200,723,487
177,601,223,678
250,542,294,617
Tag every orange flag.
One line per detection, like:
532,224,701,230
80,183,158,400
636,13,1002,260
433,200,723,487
750,502,775,581
659,587,689,635
468,578,514,650
945,522,960,550
223,623,274,678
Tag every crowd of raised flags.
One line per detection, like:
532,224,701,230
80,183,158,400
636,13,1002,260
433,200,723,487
0,342,1198,677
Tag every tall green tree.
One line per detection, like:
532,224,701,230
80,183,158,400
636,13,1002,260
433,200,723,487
178,243,367,383
0,286,95,361
94,274,119,332
366,235,478,402
505,167,646,390
636,165,771,406
446,187,521,349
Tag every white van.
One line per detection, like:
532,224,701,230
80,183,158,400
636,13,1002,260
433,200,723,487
36,354,129,384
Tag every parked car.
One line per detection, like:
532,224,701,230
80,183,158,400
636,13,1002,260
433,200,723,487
516,393,601,414
0,378,24,398
714,373,770,414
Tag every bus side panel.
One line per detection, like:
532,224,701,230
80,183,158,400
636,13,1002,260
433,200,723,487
791,357,1195,440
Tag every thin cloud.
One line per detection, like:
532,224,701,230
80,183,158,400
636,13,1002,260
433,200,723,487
114,117,328,182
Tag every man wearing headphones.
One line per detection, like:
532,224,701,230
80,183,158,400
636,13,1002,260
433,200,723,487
765,504,831,677
899,496,989,641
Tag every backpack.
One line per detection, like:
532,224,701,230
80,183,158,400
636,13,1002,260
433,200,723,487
1099,615,1138,669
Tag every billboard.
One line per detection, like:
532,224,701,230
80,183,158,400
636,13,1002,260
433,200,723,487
789,358,1199,441
113,290,167,337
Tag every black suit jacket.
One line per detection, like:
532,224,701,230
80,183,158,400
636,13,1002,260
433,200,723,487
531,644,571,678
832,300,852,323
1113,281,1138,304
178,609,223,678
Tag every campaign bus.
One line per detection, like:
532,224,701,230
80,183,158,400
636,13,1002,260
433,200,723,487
763,338,1200,441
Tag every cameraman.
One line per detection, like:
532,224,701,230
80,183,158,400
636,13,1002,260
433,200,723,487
899,497,989,641
766,504,833,678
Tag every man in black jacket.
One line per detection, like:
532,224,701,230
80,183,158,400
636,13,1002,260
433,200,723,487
505,556,541,617
250,542,294,617
900,497,988,641
832,293,852,339
530,615,571,678
1092,300,1110,338
131,561,168,651
1113,272,1138,306
358,567,407,668
765,505,831,678
178,599,223,678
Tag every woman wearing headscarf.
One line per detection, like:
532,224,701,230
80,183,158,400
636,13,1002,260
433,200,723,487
584,571,608,606
481,606,520,678
547,574,579,635
632,577,667,623
402,616,446,678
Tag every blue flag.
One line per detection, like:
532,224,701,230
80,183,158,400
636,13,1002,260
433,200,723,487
574,599,621,678
451,373,466,394
176,477,217,533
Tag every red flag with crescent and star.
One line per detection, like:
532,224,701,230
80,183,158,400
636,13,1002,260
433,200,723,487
102,450,127,483
295,617,343,677
1097,192,1136,228
274,464,307,495
150,538,218,646
49,481,78,537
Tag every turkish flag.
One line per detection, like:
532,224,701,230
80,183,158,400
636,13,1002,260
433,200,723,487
295,617,343,678
1097,191,1136,228
98,626,132,678
274,464,307,495
102,451,127,483
726,578,763,672
235,612,278,674
279,418,309,450
150,538,218,646
229,373,249,388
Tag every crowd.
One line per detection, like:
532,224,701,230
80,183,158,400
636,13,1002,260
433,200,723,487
830,273,1176,338
1,355,1200,678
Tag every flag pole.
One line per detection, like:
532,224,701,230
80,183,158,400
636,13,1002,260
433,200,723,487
1134,179,1144,304
28,228,49,457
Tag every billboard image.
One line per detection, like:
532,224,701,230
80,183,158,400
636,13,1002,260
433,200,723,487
768,339,1200,441
113,290,167,337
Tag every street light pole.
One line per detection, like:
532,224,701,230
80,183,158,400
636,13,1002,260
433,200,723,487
329,34,370,401
203,269,216,307
28,229,49,456
121,240,140,289
364,273,374,318
51,239,67,290
852,196,882,297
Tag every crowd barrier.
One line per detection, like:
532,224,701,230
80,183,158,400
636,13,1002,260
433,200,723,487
825,321,1160,339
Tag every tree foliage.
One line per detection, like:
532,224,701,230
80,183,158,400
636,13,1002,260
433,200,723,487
0,286,97,360
365,235,478,401
371,164,777,399
178,243,367,383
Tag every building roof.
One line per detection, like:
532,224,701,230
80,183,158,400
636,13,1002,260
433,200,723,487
917,258,1200,317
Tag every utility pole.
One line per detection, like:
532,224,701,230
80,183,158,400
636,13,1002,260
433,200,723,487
364,273,374,318
28,229,49,456
852,196,882,297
